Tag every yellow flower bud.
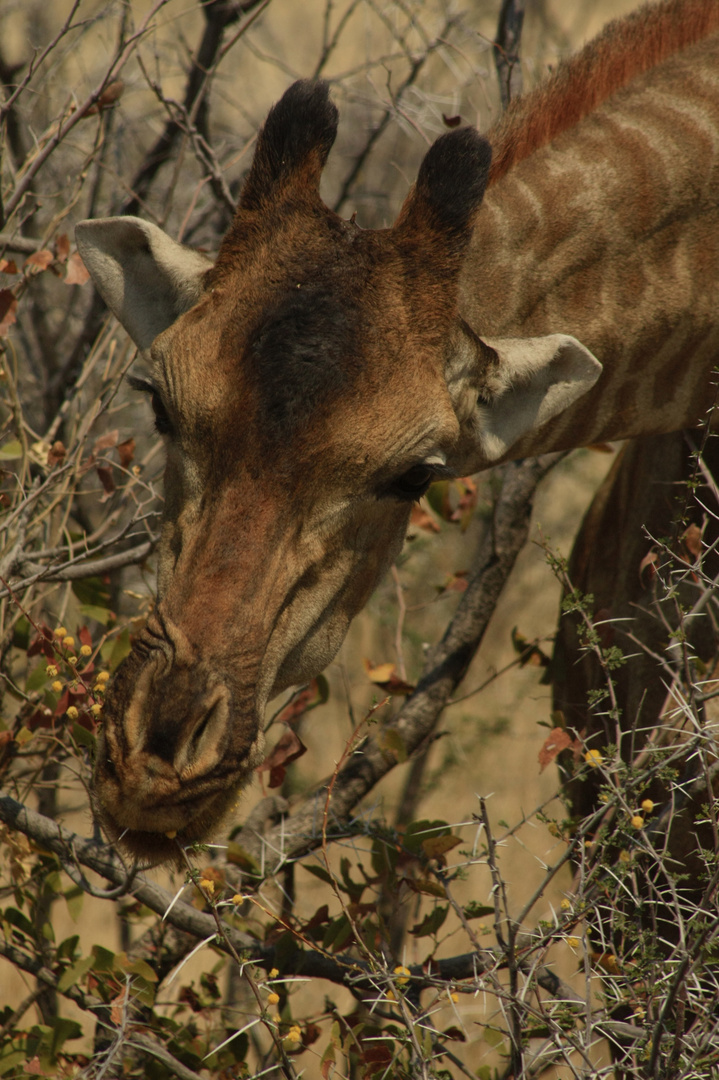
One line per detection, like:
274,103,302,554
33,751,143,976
385,989,396,1001
46,665,58,677
393,965,410,986
619,849,631,863
67,656,78,666
80,644,92,657
267,991,280,1005
96,670,110,683
91,703,103,717
284,1025,302,1043
567,937,579,948
66,706,79,720
560,898,571,911
54,627,67,638
51,681,63,693
199,878,215,894
269,968,279,978
232,893,245,904
631,815,644,830
584,749,603,767
641,799,654,813
62,636,75,650
450,992,459,1002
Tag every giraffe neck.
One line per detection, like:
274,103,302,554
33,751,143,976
461,26,719,458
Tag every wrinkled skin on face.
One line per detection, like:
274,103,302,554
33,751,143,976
76,82,600,864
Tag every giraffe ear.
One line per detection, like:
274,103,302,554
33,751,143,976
446,326,602,467
238,80,338,212
75,216,211,350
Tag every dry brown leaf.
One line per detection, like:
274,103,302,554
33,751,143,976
0,258,18,274
410,503,440,533
116,437,135,468
0,290,17,337
682,523,702,560
55,233,70,263
24,249,54,272
65,250,90,285
258,727,307,788
47,440,66,467
538,727,573,772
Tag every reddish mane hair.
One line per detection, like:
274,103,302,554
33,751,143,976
488,0,719,186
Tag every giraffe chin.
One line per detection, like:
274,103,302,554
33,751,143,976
92,780,249,869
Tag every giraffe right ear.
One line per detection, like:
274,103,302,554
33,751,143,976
75,217,211,351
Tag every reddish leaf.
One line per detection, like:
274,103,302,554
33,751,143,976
442,570,468,594
116,437,135,468
258,728,307,789
301,1022,321,1048
93,430,119,455
410,503,440,533
24,249,54,272
47,440,66,466
24,1058,44,1076
442,1026,466,1041
275,680,320,725
593,607,615,649
85,78,125,115
538,727,573,772
639,549,658,586
0,289,17,336
364,658,396,684
55,234,70,263
27,624,55,660
0,258,18,274
442,113,462,127
110,986,129,1025
96,465,115,497
450,476,477,531
65,251,90,285
682,523,702,560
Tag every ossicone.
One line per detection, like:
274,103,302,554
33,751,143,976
239,80,339,211
394,127,492,247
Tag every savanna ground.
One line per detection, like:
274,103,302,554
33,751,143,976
2,1,718,1078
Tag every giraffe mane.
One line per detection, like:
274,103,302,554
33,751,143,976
488,0,719,186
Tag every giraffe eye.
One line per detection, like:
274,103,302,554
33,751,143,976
389,465,434,502
128,376,173,437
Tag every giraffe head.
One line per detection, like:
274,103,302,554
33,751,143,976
76,81,600,864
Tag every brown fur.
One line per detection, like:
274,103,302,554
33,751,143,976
489,0,719,186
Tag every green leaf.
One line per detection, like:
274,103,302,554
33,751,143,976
0,439,22,460
57,954,94,992
64,886,84,922
56,934,80,961
483,1026,505,1048
26,662,50,692
226,841,261,875
100,627,131,672
409,904,449,938
71,721,96,750
462,901,495,919
125,958,158,982
80,604,115,626
403,819,452,856
91,944,116,972
303,864,335,886
49,1017,82,1059
72,575,111,608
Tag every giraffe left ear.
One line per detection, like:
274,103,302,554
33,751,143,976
446,325,602,467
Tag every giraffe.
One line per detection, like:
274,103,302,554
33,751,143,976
75,0,719,864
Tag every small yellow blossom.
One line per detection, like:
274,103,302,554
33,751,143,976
641,799,654,813
560,898,571,911
270,1014,281,1025
199,878,215,894
67,656,78,666
284,1025,302,1044
450,992,459,1003
599,793,609,803
80,644,92,657
633,1006,646,1020
631,815,644,830
51,681,63,693
232,894,245,904
62,636,75,650
91,703,103,718
269,968,279,979
46,664,58,677
567,937,580,948
66,706,79,720
96,670,110,683
394,965,410,986
385,989,396,1001
267,991,280,1005
619,850,631,863
54,627,67,639
584,749,603,767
